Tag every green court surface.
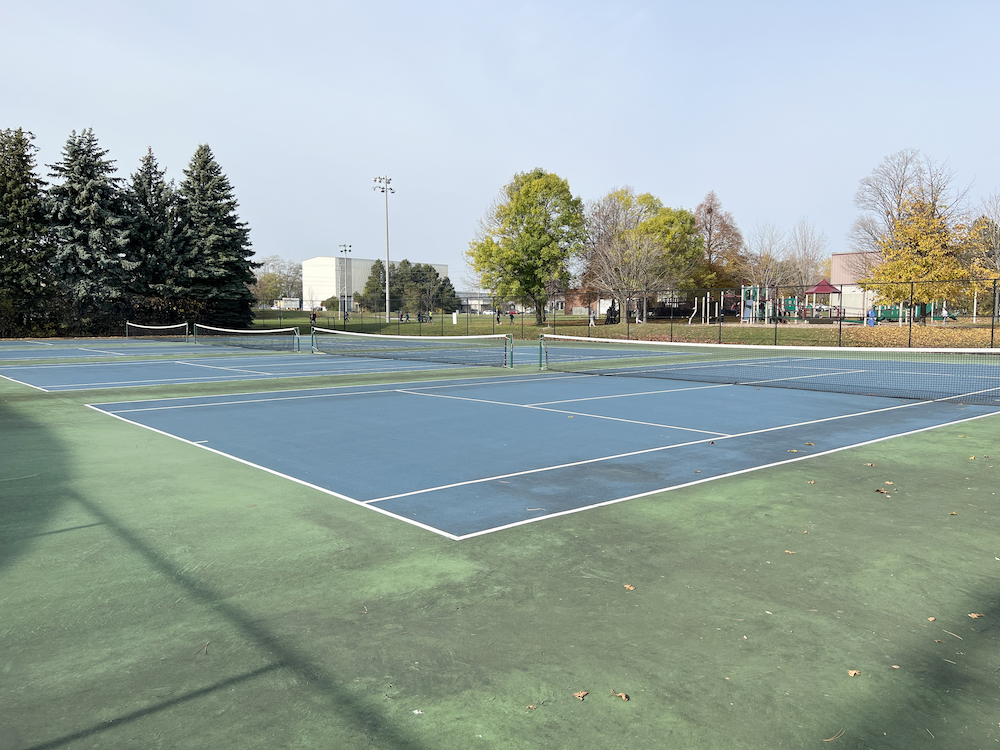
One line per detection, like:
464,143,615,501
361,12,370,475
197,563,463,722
2,363,1000,749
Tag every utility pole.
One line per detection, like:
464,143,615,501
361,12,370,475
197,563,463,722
373,176,394,323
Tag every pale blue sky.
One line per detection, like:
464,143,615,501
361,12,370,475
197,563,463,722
4,1,999,287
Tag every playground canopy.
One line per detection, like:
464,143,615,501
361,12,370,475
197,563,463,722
804,279,841,295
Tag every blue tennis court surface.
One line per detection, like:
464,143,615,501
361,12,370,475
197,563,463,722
0,353,465,390
88,373,1000,539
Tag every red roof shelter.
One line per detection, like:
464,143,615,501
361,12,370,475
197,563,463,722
803,279,841,295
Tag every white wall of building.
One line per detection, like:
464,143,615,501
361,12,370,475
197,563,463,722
302,257,448,310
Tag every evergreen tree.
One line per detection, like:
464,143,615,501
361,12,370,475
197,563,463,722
0,128,53,333
174,145,257,327
436,277,461,313
124,148,179,320
47,129,133,332
356,258,386,312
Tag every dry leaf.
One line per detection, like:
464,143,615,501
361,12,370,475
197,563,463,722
785,550,795,554
935,639,943,643
788,449,798,453
822,728,846,742
610,689,629,701
526,705,538,710
847,670,860,677
969,456,976,460
969,613,985,619
865,462,876,467
624,584,636,591
875,488,888,494
884,481,894,485
807,480,815,484
891,665,900,669
805,443,815,446
927,617,936,621
573,691,588,700
803,530,809,533
949,511,958,515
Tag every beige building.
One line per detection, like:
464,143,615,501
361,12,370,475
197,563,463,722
830,251,877,317
301,256,448,311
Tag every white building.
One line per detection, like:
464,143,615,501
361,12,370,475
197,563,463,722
301,256,449,311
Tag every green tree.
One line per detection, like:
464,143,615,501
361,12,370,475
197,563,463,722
436,276,461,313
0,128,53,334
173,145,257,327
467,168,585,325
124,148,180,321
47,129,133,332
356,258,386,312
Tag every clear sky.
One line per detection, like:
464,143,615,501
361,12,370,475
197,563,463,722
4,1,999,289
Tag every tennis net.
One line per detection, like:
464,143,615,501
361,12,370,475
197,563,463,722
311,327,511,368
126,322,189,342
193,324,300,352
540,333,1000,405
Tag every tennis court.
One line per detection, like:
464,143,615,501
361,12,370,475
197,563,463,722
88,369,1000,538
4,331,1000,749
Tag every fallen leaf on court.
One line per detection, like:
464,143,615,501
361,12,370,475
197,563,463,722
891,665,900,669
875,488,888,494
573,691,588,700
970,456,976,460
785,550,795,554
885,481,894,485
624,584,636,591
695,470,701,473
950,511,958,515
935,639,943,642
412,709,423,715
610,689,629,701
803,530,809,533
526,705,538,710
788,449,798,453
807,480,815,484
847,670,860,677
969,613,985,618
822,728,846,742
927,617,936,621
709,440,715,444
865,463,876,467
568,415,574,419
805,443,815,446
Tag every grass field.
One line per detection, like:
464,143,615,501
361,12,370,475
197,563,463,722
2,342,1000,748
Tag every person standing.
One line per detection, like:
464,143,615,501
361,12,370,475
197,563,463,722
589,309,596,328
509,310,515,325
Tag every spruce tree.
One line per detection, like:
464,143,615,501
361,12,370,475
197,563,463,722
0,128,53,333
174,144,256,327
47,129,133,332
124,148,180,321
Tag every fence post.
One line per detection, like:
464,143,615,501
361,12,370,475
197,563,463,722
985,280,995,346
908,282,914,348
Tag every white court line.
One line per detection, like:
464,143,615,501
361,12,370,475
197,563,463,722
397,389,729,436
454,408,1000,540
528,382,730,406
0,372,49,391
77,348,126,356
84,405,462,541
366,395,976,503
176,360,275,374
93,373,583,412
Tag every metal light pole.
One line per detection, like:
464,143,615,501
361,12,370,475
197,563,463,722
373,176,394,323
339,243,351,322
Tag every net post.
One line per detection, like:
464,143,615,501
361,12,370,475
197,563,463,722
507,334,513,368
908,282,914,348
184,324,189,343
538,334,544,370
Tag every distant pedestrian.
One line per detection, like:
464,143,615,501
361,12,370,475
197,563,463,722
405,312,410,323
941,304,948,324
309,311,317,326
496,310,501,323
509,311,515,324
866,308,876,327
589,309,596,327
